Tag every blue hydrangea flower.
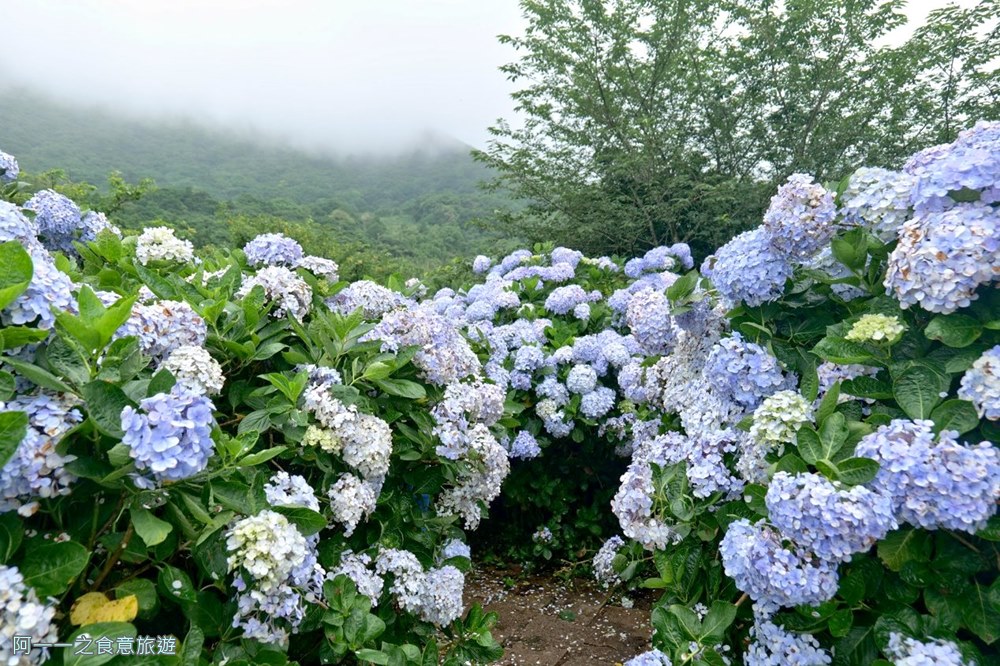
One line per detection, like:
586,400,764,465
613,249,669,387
855,419,1000,533
958,344,999,420
121,386,216,487
886,633,971,666
573,302,591,320
906,120,1000,213
507,431,541,459
551,247,584,267
746,618,831,666
544,285,598,315
763,173,838,259
114,299,207,361
766,472,896,563
719,519,839,615
580,386,616,419
243,233,304,267
0,149,19,183
566,364,598,395
624,649,672,666
701,227,793,307
79,211,121,242
625,288,676,356
884,203,1000,314
703,333,795,411
840,167,914,242
0,201,37,244
23,189,83,254
472,255,492,273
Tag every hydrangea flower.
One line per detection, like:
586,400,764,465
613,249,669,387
855,419,1000,533
746,618,832,666
719,519,839,614
703,333,795,411
593,535,625,587
845,314,906,344
544,285,600,315
328,473,379,536
532,526,553,543
611,454,682,551
566,364,598,395
227,510,312,589
440,539,471,561
296,363,343,388
115,299,207,361
472,255,492,273
236,266,312,321
0,564,59,664
79,211,121,243
120,385,216,488
363,307,480,386
0,392,82,515
885,633,971,666
958,345,1000,420
330,551,384,601
432,379,505,460
749,390,814,453
161,345,225,395
885,203,1000,313
507,430,541,459
906,119,1000,213
436,425,510,529
551,246,584,267
626,288,676,356
840,167,914,242
0,149,19,183
135,226,195,265
264,471,321,512
702,228,793,307
326,280,412,318
375,549,465,626
763,173,838,259
296,255,339,281
243,233,304,267
766,472,896,562
23,189,82,253
0,201,37,244
624,649,672,666
2,246,76,330
580,386,616,419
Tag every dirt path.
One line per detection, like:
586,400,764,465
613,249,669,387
463,566,653,666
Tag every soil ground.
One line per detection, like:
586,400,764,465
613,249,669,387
463,565,653,666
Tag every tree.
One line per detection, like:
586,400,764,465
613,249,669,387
476,0,1000,259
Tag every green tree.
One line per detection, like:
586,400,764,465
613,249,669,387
476,0,1000,259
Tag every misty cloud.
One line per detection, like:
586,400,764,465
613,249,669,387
0,0,526,153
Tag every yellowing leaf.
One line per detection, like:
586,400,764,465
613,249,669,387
70,592,138,625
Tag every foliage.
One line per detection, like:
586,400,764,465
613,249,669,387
476,0,1000,260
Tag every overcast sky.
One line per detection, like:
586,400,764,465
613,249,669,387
0,0,979,154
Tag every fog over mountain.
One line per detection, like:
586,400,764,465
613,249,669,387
0,0,525,154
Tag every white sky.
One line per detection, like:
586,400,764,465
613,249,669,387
0,0,981,153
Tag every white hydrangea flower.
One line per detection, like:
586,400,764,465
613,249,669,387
749,390,814,453
135,226,195,265
160,345,225,395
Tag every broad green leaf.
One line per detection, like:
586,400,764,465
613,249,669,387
158,564,197,604
700,601,736,642
0,512,24,563
930,399,979,435
796,426,824,465
237,445,286,467
20,540,89,596
81,380,136,438
373,378,426,400
3,357,75,393
925,313,983,348
877,528,932,571
0,410,28,469
836,457,880,486
893,365,947,420
64,622,137,666
0,241,33,310
273,506,327,536
668,604,702,640
131,507,173,547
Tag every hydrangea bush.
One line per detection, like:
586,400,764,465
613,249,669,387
1,119,998,666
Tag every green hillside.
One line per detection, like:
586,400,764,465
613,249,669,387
0,87,520,277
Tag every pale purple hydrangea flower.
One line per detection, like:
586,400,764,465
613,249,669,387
0,564,59,664
507,430,541,459
120,385,216,488
886,633,971,666
23,189,82,253
0,150,19,183
327,280,412,319
330,551,384,601
840,167,914,242
626,288,676,356
114,299,207,361
702,228,793,307
566,364,598,395
237,265,312,321
593,535,625,587
703,333,795,411
624,649,672,666
746,618,831,666
243,233,304,267
472,255,492,273
296,255,339,281
763,173,838,259
2,246,76,330
958,344,1000,420
580,386,616,419
906,119,1000,213
265,471,321,512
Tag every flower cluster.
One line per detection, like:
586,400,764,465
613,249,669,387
375,549,465,626
765,472,896,563
296,255,339,281
906,119,1000,213
840,167,914,242
745,618,831,666
844,314,906,343
701,228,793,307
302,385,393,480
435,423,510,529
0,149,19,183
160,345,225,396
115,299,207,360
748,390,813,454
703,333,794,411
243,233,304,267
330,551,384,601
959,345,999,420
625,289,676,356
885,633,970,666
120,385,216,488
0,564,59,665
236,265,312,321
327,280,411,318
763,173,838,259
0,392,82,516
855,419,1000,533
23,189,83,254
134,226,195,265
2,245,75,330
328,473,379,536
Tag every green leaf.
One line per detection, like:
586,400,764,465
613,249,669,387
20,540,89,596
237,445,287,467
131,507,173,547
775,453,809,475
818,412,849,458
964,581,1000,644
273,506,327,536
929,399,979,435
180,624,205,666
796,426,824,465
668,604,702,640
158,564,197,604
700,601,736,642
64,622,138,666
842,376,893,400
2,357,75,393
0,326,49,351
925,314,983,348
0,371,15,401
829,609,854,638
877,528,932,571
0,410,28,469
816,380,841,424
373,378,426,400
893,365,947,420
0,512,24,563
0,241,33,310
81,380,136,438
837,457,880,486
813,337,875,365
